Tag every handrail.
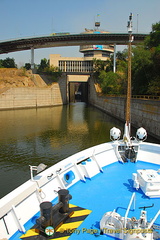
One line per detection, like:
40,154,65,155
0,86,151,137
132,95,160,100
124,192,136,228
147,210,160,229
98,93,160,100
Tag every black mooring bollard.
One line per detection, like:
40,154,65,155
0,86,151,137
58,189,72,213
38,201,53,228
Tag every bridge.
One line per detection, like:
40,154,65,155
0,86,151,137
0,32,148,72
0,32,148,54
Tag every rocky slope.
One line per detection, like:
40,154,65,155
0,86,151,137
0,68,47,88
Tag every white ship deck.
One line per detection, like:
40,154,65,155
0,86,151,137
10,160,160,240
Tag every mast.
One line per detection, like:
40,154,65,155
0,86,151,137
123,13,133,143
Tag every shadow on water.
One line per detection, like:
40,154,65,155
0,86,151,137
0,103,159,198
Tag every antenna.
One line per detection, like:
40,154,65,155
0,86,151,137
95,14,100,30
137,14,139,33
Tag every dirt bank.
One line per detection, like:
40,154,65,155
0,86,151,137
0,68,37,88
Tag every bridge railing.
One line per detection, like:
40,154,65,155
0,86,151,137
132,95,160,100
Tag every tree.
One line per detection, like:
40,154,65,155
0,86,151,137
145,22,160,49
105,59,113,72
116,50,128,78
37,58,49,72
0,57,17,68
90,23,160,96
147,76,160,95
43,65,62,81
143,22,160,95
93,58,107,75
24,63,31,70
37,58,62,82
116,50,128,61
131,45,153,95
98,71,121,94
0,59,3,68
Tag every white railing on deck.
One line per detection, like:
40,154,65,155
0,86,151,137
124,192,136,228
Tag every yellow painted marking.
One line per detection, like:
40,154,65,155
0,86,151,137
20,204,92,239
20,229,39,238
56,221,83,231
50,237,69,240
69,204,76,208
70,209,92,217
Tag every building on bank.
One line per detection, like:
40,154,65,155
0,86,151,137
49,23,114,103
50,27,114,74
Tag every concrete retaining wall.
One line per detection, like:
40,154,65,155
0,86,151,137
0,77,67,110
88,80,160,140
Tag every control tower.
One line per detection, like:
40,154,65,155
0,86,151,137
79,21,114,60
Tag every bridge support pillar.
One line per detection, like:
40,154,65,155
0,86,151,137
113,43,116,73
31,47,35,70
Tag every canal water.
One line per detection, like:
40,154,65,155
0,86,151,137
0,103,157,198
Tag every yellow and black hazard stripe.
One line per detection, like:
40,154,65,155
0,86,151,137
20,204,91,240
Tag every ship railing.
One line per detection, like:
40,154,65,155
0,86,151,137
147,210,160,229
124,192,136,228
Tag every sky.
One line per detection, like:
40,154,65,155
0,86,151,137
0,0,160,67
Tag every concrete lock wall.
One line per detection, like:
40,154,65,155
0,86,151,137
0,76,67,110
88,79,160,140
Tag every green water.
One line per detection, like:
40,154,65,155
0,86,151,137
0,103,157,198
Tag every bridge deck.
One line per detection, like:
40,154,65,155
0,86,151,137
0,33,148,54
